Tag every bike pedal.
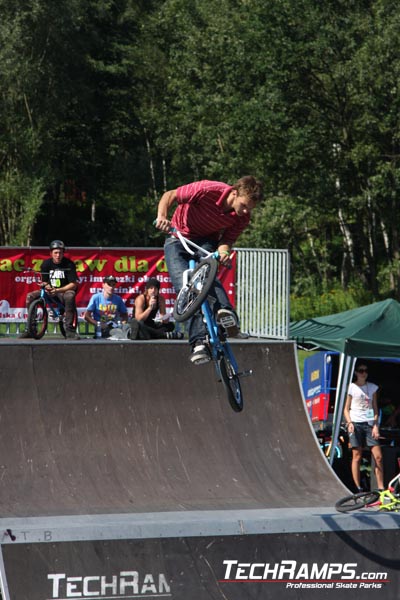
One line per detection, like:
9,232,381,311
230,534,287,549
219,315,236,328
237,369,253,378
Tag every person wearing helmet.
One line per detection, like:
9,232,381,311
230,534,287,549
49,240,65,251
19,240,80,339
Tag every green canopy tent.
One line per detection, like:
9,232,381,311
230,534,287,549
290,299,400,465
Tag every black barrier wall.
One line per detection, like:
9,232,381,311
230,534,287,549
3,529,400,600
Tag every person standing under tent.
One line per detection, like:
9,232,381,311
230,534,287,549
343,363,384,492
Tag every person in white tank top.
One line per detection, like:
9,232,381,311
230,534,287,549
343,363,384,491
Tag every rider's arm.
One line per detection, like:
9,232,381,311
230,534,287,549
42,277,57,293
84,309,96,326
156,189,177,231
47,281,77,295
56,281,78,294
84,308,107,328
84,296,106,328
217,243,232,267
54,260,78,294
40,267,52,291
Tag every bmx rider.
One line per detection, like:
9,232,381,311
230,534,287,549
155,176,263,364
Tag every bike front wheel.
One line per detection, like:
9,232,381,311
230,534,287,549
27,298,48,339
219,353,243,412
335,491,380,512
173,257,218,322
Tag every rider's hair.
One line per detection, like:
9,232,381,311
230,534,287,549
232,176,264,204
145,278,160,290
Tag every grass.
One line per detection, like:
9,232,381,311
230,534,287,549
0,321,94,338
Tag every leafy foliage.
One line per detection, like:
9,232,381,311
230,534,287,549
0,169,45,245
2,0,400,315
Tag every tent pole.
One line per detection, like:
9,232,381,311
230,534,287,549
329,353,356,466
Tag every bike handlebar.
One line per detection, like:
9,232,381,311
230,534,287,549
22,268,59,290
22,268,45,285
153,220,234,265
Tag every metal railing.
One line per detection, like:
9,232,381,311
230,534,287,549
236,248,290,339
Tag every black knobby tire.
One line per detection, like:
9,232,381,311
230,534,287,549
27,298,48,339
173,257,218,322
219,353,244,412
335,491,380,513
59,309,78,338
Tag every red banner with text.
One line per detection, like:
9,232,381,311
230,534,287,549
0,248,236,320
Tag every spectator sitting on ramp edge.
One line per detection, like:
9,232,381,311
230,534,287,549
129,278,183,340
84,275,129,338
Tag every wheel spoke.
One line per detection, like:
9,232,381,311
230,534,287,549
27,299,48,339
173,257,218,322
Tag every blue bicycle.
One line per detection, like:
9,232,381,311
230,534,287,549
25,270,78,339
171,229,251,412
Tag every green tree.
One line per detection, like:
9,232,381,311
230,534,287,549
2,0,400,310
0,0,47,243
0,0,161,245
0,170,44,245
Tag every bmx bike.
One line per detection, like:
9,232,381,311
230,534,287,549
335,471,400,513
317,426,347,461
171,228,252,412
24,269,78,339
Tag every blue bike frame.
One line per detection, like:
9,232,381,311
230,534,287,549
191,256,238,367
39,286,66,319
165,226,248,411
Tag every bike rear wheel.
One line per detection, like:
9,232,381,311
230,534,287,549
173,257,218,322
219,353,243,412
27,298,48,339
335,491,380,512
59,309,78,338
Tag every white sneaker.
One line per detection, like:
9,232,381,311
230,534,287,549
190,343,211,365
216,308,239,337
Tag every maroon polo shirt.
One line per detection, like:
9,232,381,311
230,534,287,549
171,180,250,246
